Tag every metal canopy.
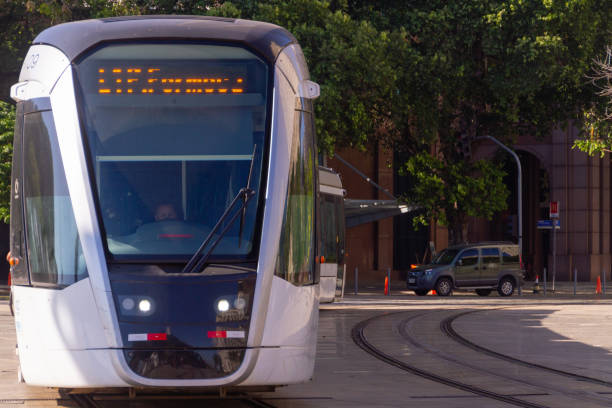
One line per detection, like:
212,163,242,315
344,199,418,228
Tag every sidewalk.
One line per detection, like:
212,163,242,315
0,281,607,299
349,280,610,297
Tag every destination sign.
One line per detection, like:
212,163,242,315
96,67,246,95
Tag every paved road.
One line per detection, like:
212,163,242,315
2,294,612,407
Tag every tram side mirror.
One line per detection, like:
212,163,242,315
10,81,45,102
299,80,320,99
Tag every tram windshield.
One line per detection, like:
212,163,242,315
74,43,268,260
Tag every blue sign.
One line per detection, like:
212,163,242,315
537,219,560,229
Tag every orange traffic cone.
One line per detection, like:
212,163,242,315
429,289,437,295
596,276,602,295
533,275,541,294
384,276,389,295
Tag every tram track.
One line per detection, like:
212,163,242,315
400,311,612,406
353,310,612,408
65,392,278,408
351,313,549,408
441,310,612,388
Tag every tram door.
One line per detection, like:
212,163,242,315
334,196,346,297
318,167,345,302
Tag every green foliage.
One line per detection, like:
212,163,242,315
0,102,14,224
402,151,509,244
214,0,399,154
344,0,612,143
343,1,612,242
573,109,612,158
572,48,612,158
0,0,610,238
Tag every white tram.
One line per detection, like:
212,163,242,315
8,16,323,389
318,167,345,303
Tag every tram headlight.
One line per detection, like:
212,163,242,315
217,299,230,312
139,299,152,313
121,297,135,311
118,295,155,316
215,295,249,318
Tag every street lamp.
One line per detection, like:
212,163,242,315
476,135,522,295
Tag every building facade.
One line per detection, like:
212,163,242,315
330,126,612,289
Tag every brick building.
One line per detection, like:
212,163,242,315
329,126,611,289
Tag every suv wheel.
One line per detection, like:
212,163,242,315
475,289,491,296
435,277,453,296
497,277,515,297
414,289,429,296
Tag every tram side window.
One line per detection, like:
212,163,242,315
23,111,88,287
9,103,28,285
336,196,346,264
320,195,338,264
275,108,316,285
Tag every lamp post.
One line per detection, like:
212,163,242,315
477,135,523,295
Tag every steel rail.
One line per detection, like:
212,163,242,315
351,313,549,408
398,312,612,406
441,310,612,388
67,392,277,408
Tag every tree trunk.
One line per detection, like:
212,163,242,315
448,222,468,246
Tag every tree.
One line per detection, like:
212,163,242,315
209,0,403,154
342,0,612,244
402,151,508,244
573,46,612,157
0,0,405,221
0,0,142,102
1,0,610,244
0,101,14,223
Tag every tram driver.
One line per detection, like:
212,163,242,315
154,203,179,222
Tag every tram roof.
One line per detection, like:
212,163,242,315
32,15,297,63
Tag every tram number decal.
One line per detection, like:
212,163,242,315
26,53,39,70
97,67,245,95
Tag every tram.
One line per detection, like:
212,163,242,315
8,16,323,389
318,167,345,302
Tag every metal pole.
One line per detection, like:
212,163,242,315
480,136,522,295
603,268,606,296
354,267,358,295
341,265,346,298
574,268,577,296
387,267,391,296
334,154,396,200
552,221,557,293
543,267,547,296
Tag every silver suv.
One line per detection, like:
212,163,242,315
406,242,525,297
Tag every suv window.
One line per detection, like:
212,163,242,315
457,249,478,266
432,248,459,265
502,246,519,264
481,248,500,264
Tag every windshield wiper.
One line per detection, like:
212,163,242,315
182,148,257,274
239,145,256,248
